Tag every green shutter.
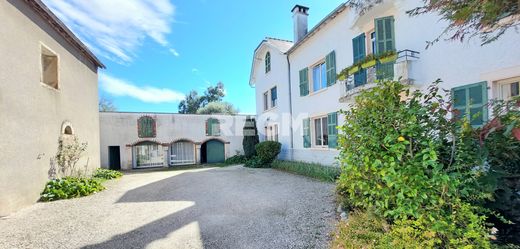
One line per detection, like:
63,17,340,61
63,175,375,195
327,112,338,149
352,33,367,87
375,16,395,54
303,118,311,148
326,51,337,86
299,68,309,96
452,82,488,127
375,16,395,80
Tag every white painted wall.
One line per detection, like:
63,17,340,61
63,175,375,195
252,0,520,166
0,1,100,216
99,112,247,170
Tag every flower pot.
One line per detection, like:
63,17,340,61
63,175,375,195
347,66,360,75
361,59,376,69
379,54,398,64
513,128,520,141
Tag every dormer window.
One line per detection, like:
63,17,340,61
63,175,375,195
265,52,271,73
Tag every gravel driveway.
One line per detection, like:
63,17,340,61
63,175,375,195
0,166,336,249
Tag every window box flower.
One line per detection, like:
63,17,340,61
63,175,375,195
348,65,360,75
361,59,376,69
379,54,398,64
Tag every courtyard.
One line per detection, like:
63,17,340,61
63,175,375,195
0,166,336,249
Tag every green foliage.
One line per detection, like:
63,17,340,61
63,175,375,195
225,155,247,165
255,141,281,167
271,160,340,182
336,79,493,247
332,210,388,249
196,101,238,115
244,156,264,168
178,82,226,114
242,116,260,158
40,177,104,202
338,51,397,80
92,168,123,180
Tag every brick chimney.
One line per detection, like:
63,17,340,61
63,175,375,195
292,5,309,43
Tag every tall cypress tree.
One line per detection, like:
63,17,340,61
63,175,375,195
242,116,259,158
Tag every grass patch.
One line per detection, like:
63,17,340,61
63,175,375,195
271,160,340,182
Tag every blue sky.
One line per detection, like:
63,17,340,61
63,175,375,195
43,0,345,114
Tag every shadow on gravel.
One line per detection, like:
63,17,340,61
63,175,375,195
81,166,333,249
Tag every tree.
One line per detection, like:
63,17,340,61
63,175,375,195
99,96,117,112
242,116,259,158
196,102,238,115
178,82,229,114
349,0,520,46
178,90,203,114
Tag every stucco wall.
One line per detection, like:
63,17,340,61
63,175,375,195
99,112,247,170
0,1,100,216
253,0,520,166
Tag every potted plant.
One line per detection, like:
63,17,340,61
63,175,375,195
361,54,376,69
379,50,398,64
347,65,360,75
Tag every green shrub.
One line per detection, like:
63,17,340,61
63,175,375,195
242,116,259,158
255,141,281,166
271,160,340,182
225,155,248,165
40,177,105,202
244,156,264,168
92,168,123,180
332,210,388,249
336,80,493,247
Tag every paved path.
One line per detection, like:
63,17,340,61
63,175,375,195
0,166,336,249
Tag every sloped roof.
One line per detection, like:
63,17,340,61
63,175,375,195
23,0,105,69
265,37,294,53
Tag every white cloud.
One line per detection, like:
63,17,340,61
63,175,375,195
42,0,175,63
100,73,184,104
169,48,180,57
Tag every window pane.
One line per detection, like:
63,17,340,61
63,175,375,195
453,89,466,107
314,119,322,146
470,107,483,126
322,117,328,146
313,65,321,91
469,85,483,105
511,82,519,97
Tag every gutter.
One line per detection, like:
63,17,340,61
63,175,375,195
286,53,294,157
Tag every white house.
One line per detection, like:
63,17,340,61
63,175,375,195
99,112,248,170
250,1,520,166
0,0,105,216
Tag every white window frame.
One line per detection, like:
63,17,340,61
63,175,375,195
311,61,327,93
40,42,60,90
265,124,279,142
495,77,520,101
263,91,269,111
312,116,328,147
270,86,277,108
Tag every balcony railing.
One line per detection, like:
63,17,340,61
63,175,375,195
339,49,420,103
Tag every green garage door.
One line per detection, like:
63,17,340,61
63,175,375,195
206,140,225,163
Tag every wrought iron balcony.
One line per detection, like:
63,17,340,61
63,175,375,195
339,49,420,103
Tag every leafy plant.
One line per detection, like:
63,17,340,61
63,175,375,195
336,79,493,247
332,210,388,249
92,168,123,180
271,160,340,182
225,155,248,165
255,141,281,167
40,177,104,202
242,116,260,158
244,156,264,168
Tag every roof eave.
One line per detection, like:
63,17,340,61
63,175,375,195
25,0,106,69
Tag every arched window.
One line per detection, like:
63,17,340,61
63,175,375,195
64,126,73,135
265,52,271,73
61,121,74,135
137,116,156,138
206,118,220,136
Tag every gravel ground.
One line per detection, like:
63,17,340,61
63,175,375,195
0,165,336,249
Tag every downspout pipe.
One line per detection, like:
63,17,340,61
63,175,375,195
286,53,294,160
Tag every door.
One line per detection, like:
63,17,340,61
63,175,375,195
108,146,121,170
206,140,225,164
170,141,195,166
133,142,164,168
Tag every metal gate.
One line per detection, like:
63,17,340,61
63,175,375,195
170,141,195,165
